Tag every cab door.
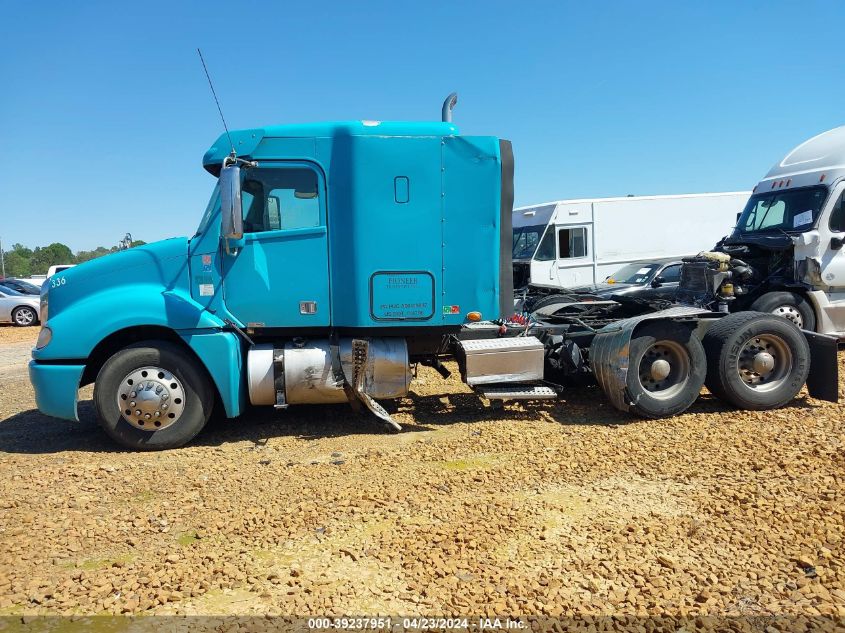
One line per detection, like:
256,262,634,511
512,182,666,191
528,224,557,288
553,224,592,287
221,162,330,328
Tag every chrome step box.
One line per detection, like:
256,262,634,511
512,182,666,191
457,336,544,386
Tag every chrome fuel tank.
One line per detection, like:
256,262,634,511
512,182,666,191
247,338,411,406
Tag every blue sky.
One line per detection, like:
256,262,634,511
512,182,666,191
3,1,845,251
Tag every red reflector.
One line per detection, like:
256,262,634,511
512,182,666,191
821,173,827,182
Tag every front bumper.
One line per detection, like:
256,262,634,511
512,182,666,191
29,361,85,421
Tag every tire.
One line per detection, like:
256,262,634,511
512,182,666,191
625,322,707,418
702,311,810,410
11,306,38,327
93,341,214,450
749,291,816,331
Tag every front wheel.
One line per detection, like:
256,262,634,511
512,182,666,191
625,322,707,418
702,312,810,410
12,306,38,327
93,341,214,450
749,291,816,331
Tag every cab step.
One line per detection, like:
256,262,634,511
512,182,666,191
477,384,559,401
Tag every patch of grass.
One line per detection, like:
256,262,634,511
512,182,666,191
69,554,136,570
251,549,275,561
441,455,501,471
177,531,201,546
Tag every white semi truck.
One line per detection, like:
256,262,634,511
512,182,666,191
512,192,750,290
671,125,845,336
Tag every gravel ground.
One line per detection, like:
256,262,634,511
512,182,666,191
0,327,34,380
0,327,844,618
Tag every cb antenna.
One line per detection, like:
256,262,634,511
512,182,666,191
197,48,236,157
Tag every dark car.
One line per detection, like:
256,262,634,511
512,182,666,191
0,278,41,295
576,259,682,298
527,259,682,314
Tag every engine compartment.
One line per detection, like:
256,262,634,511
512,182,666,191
677,236,797,311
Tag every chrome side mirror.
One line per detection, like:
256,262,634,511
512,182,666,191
220,162,243,240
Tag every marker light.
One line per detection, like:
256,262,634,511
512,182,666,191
467,311,482,322
820,173,827,182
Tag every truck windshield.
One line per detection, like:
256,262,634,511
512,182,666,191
736,185,828,235
194,183,221,237
606,262,660,284
512,224,546,260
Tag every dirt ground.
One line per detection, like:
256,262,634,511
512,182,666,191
0,325,843,618
0,325,37,345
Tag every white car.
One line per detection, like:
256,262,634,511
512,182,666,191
16,265,75,289
0,287,40,326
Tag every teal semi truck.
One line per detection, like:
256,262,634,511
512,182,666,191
29,98,839,450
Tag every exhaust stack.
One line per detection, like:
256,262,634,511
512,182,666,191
442,92,458,123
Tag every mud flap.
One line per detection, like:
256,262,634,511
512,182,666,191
804,330,839,403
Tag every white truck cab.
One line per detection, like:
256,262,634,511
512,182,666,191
694,125,845,336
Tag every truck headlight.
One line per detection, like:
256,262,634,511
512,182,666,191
36,326,52,350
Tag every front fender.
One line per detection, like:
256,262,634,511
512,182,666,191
33,285,225,362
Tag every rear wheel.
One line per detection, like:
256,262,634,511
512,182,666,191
93,341,214,450
12,306,37,327
749,291,816,331
703,311,810,410
625,322,707,418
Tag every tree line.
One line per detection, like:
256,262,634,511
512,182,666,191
1,240,146,278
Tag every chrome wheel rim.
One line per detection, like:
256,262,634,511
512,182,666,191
737,334,792,392
15,308,35,326
117,367,186,431
772,305,803,328
637,340,691,400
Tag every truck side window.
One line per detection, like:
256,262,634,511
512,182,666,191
557,227,588,258
830,192,845,233
534,228,555,261
241,167,320,233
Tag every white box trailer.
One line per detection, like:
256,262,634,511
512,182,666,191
512,192,751,289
